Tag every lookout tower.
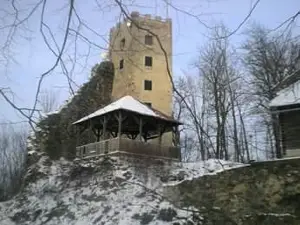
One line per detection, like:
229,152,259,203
109,12,173,117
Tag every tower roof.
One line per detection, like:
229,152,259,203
73,95,181,125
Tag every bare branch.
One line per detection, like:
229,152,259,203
0,88,37,131
29,0,75,120
269,10,300,33
218,0,261,39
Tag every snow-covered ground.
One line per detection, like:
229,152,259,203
164,159,247,186
0,153,245,225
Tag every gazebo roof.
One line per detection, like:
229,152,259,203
73,95,181,125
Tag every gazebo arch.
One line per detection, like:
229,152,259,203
73,96,182,160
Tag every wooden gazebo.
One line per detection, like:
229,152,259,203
73,96,182,160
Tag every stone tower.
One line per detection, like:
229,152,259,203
109,12,173,116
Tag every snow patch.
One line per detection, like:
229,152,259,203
164,159,247,186
27,150,36,155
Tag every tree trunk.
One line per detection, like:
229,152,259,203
214,82,221,159
268,124,275,159
272,114,282,158
238,103,250,162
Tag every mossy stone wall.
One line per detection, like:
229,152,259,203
33,61,114,159
164,158,300,225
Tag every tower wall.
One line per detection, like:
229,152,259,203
109,12,173,116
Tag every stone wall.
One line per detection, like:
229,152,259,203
31,61,114,159
164,158,300,225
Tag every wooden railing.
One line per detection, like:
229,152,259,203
76,137,181,160
119,138,181,159
76,138,120,158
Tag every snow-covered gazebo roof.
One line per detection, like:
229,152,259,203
270,80,300,108
73,95,180,125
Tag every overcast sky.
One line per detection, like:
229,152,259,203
1,0,299,125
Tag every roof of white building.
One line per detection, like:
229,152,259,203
270,80,300,107
73,95,180,125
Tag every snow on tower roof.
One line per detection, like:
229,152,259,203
73,95,180,125
270,80,300,107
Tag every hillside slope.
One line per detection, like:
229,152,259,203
0,152,243,225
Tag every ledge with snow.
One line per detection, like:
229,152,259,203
270,79,300,158
73,96,182,160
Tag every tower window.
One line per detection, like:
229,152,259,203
144,102,152,107
119,59,124,69
145,56,152,67
145,35,153,45
120,38,125,49
144,80,152,91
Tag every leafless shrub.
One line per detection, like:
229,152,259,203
38,89,59,114
0,123,27,201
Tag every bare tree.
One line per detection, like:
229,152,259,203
236,102,250,162
197,27,234,160
177,25,256,162
0,123,27,201
243,24,300,158
175,50,248,162
173,74,215,161
38,89,59,114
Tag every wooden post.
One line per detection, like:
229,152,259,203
158,124,163,146
139,117,143,141
75,125,79,146
96,128,100,142
158,124,163,157
173,125,179,147
118,111,122,138
75,125,80,157
89,120,92,143
103,115,107,140
143,131,148,142
173,125,181,161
